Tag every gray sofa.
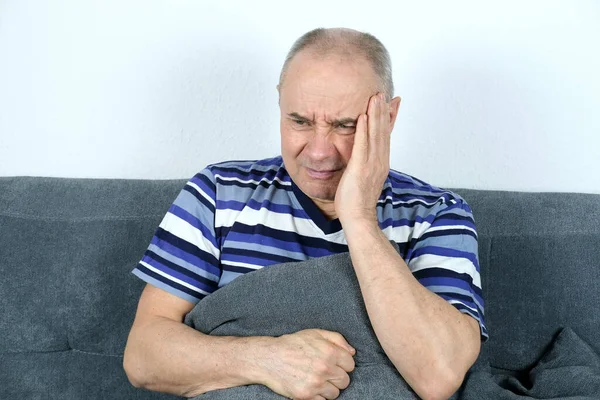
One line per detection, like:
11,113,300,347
1,176,599,399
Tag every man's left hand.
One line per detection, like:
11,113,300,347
335,92,392,224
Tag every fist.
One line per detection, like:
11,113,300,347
258,329,356,399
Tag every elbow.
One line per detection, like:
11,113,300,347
414,365,464,400
123,344,148,389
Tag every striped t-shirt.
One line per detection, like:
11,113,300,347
132,155,488,339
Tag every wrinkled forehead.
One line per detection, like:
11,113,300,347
280,52,379,120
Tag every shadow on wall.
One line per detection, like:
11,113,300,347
142,34,282,168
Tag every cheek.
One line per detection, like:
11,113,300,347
337,136,355,163
280,128,307,157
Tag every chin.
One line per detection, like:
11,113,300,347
298,179,338,202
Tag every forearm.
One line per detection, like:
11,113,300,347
343,219,479,399
123,315,269,397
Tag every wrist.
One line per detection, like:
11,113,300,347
340,213,379,232
233,335,276,387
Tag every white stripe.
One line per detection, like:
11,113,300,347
380,221,432,242
139,260,210,295
214,174,291,187
160,213,220,258
378,195,443,206
222,260,262,270
216,207,436,245
447,299,479,315
409,253,481,288
216,206,332,241
186,181,215,207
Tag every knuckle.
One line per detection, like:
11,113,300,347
294,388,312,399
314,360,329,375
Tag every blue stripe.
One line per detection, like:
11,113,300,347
143,250,219,289
409,246,479,268
216,199,308,218
151,228,220,276
215,177,292,191
379,214,436,230
190,174,216,199
419,276,484,305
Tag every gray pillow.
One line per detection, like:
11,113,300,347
459,327,600,399
184,247,419,399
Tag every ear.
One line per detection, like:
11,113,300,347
388,96,402,131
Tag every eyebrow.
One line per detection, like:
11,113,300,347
287,112,358,125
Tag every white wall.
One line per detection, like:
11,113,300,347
1,0,599,193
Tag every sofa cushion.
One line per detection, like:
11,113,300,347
458,190,600,372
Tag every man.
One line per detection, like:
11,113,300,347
123,27,487,400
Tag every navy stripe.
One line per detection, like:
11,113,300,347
221,263,261,274
212,166,280,180
183,185,215,214
145,250,219,289
194,172,216,194
435,213,474,224
223,247,299,264
413,267,482,297
155,227,219,267
216,222,348,253
416,228,478,242
291,180,342,234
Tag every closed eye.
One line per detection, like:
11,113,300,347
336,123,356,132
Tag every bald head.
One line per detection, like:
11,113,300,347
278,28,394,101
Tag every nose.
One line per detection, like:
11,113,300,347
304,127,337,162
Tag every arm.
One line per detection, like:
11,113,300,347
123,283,268,397
123,283,356,399
334,92,482,399
342,219,480,400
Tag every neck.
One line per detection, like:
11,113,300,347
312,198,338,221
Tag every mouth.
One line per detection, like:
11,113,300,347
305,168,338,180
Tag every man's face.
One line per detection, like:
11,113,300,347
278,51,380,202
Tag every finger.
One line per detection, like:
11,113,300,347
320,381,341,399
374,92,391,160
328,369,351,390
336,350,356,373
350,113,368,165
367,93,381,144
315,330,356,354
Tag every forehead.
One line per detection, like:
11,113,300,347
280,51,378,119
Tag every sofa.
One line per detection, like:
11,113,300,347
1,176,599,399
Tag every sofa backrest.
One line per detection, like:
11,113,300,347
1,177,599,397
458,189,600,372
0,176,182,399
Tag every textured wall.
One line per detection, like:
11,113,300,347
1,1,599,193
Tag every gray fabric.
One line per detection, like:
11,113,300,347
457,189,600,373
184,247,419,399
459,327,600,399
1,176,600,399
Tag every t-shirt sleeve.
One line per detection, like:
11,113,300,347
132,168,221,304
406,197,488,341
